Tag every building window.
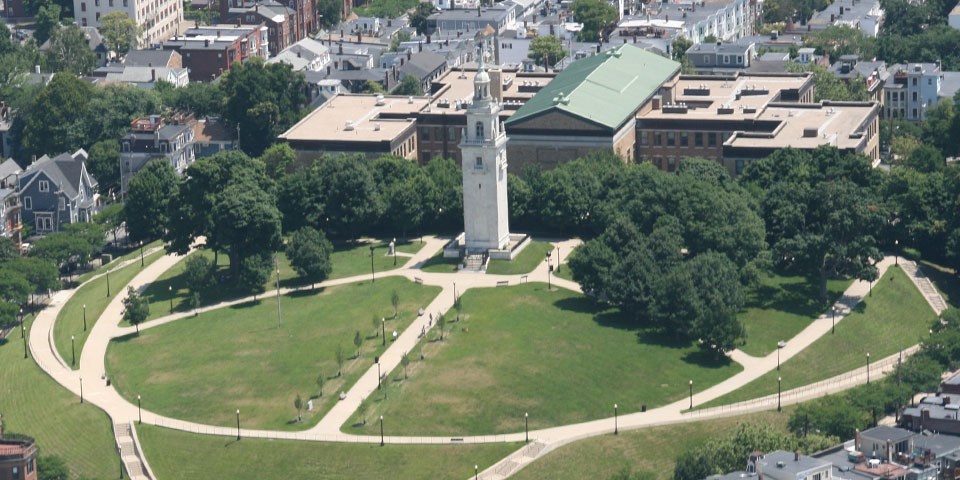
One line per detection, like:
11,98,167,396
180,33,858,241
912,78,917,86
680,132,688,147
708,132,717,147
666,132,675,146
23,197,30,210
39,180,49,192
96,11,100,20
929,78,933,85
475,157,482,168
737,56,743,64
81,2,86,11
475,121,484,139
421,128,430,141
913,92,918,102
694,132,703,146
59,197,65,210
913,108,918,118
82,18,87,25
639,131,648,145
653,132,662,146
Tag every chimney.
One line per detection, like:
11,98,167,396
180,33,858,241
886,439,893,464
489,68,502,102
855,429,862,451
794,451,800,462
205,39,210,47
151,68,156,82
327,65,331,74
477,5,481,16
35,64,40,74
407,50,411,60
338,43,343,54
427,34,432,43
419,41,423,52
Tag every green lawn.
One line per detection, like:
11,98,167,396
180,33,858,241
74,240,163,284
137,425,517,480
106,277,441,430
140,241,423,321
1,316,119,479
419,250,460,273
346,283,742,436
485,241,554,275
737,273,853,357
702,265,936,408
552,264,575,282
54,250,165,369
512,409,790,480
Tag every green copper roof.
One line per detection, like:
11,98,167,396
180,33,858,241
506,44,680,131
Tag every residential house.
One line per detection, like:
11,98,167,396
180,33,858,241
684,41,755,74
400,51,448,94
238,3,297,56
706,450,833,480
0,437,37,480
123,49,183,68
0,158,23,247
192,117,237,157
17,149,99,234
883,63,941,122
829,54,889,104
219,0,318,49
39,26,110,67
90,64,190,87
120,115,196,193
163,25,269,81
426,7,517,35
619,0,761,45
266,37,331,71
0,102,15,160
803,0,885,37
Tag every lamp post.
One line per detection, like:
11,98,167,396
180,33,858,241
777,340,785,370
381,318,386,347
614,403,618,435
139,240,144,267
22,325,27,359
137,394,142,424
894,240,899,266
866,353,871,384
18,308,23,335
275,265,282,328
80,376,83,403
119,444,124,479
475,465,478,480
393,237,397,266
168,286,173,314
369,245,376,283
524,412,529,442
71,335,76,367
380,415,384,446
556,246,561,273
236,409,241,440
688,380,693,409
777,376,782,412
106,270,111,297
83,304,87,331
831,306,837,334
453,281,457,305
545,251,552,291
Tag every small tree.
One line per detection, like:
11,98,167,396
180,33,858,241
437,313,446,341
528,35,566,67
122,286,149,334
391,290,400,319
294,393,303,422
400,352,410,379
353,330,362,358
316,371,325,397
357,400,369,425
335,343,344,377
184,254,215,304
99,11,140,58
285,227,334,288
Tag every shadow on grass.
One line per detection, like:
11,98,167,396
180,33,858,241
112,332,140,343
551,296,605,315
418,254,459,272
748,279,828,318
287,287,326,299
921,261,960,308
635,328,694,350
682,349,734,369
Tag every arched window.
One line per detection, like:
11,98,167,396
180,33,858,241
475,121,484,140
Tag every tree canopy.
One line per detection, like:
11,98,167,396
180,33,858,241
572,0,616,42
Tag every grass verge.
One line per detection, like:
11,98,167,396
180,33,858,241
485,241,554,275
346,283,742,436
106,277,440,430
54,250,164,369
137,424,517,479
2,316,119,478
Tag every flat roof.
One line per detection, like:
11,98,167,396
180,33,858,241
280,94,428,143
641,74,811,122
724,102,877,151
426,69,554,113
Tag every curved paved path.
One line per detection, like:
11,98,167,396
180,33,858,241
25,238,945,480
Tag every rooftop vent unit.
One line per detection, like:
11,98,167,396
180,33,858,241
344,121,355,131
683,87,711,96
437,99,450,108
717,105,735,114
375,94,385,106
803,127,819,137
663,103,688,113
743,107,757,114
740,85,770,96
777,462,786,469
374,123,381,131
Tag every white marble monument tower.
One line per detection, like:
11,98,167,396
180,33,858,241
459,50,511,253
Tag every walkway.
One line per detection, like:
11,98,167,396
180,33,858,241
24,238,948,480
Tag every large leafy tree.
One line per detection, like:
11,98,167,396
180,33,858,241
19,72,94,158
29,232,98,274
125,159,178,242
33,3,61,46
98,12,139,59
528,35,566,67
571,0,616,41
211,181,283,278
408,2,434,36
44,25,97,75
87,139,121,195
673,423,810,480
221,58,308,156
285,226,333,288
316,0,342,26
740,147,885,303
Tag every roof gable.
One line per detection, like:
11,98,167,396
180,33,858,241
507,44,680,131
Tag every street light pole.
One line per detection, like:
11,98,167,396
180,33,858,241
524,412,529,442
688,380,693,409
777,340,785,370
83,304,87,331
777,376,782,412
276,265,282,328
475,465,478,480
831,306,837,334
119,445,124,479
381,318,386,347
556,246,561,273
137,395,142,424
236,409,241,440
380,415,385,446
71,335,76,367
168,286,173,314
80,376,83,403
614,403,618,435
393,237,397,266
895,240,899,267
866,353,871,384
545,251,552,291
22,325,27,359
369,245,376,283
106,270,111,297
139,240,144,267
